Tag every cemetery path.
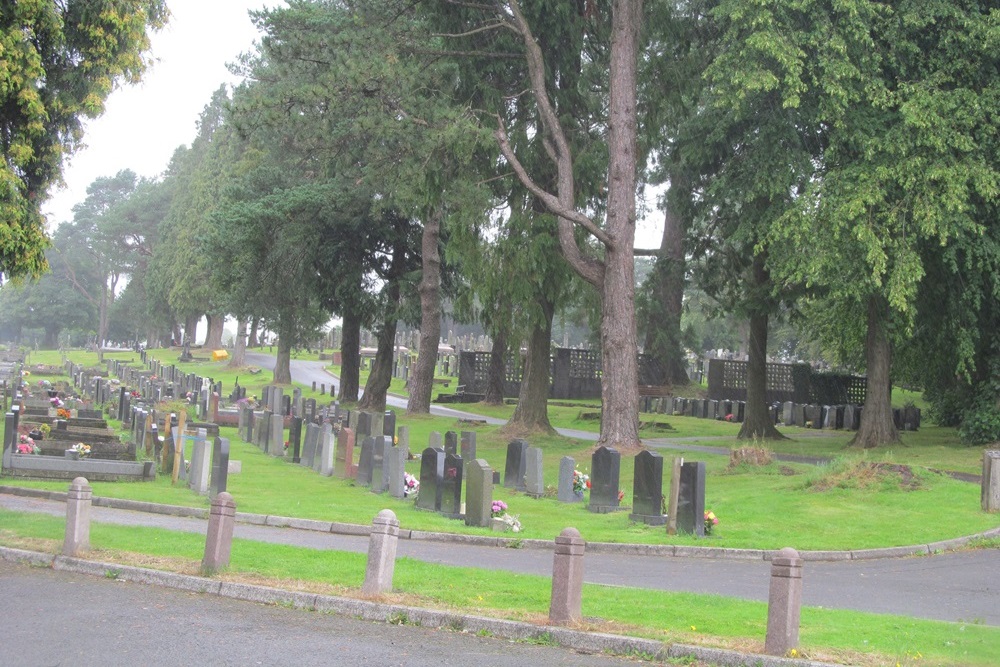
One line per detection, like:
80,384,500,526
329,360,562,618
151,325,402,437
0,559,641,667
2,493,997,626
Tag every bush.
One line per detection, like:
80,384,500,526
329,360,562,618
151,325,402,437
959,393,1000,446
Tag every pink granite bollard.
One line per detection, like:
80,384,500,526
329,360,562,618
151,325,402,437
765,547,804,656
549,527,585,625
201,492,236,576
63,477,92,557
362,509,400,595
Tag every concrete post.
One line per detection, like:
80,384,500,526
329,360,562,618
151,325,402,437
362,509,400,595
63,477,92,557
982,450,1000,512
201,492,236,576
765,547,804,656
549,527,585,625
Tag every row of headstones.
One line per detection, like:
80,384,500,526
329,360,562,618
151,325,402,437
107,358,223,421
780,401,921,432
644,396,749,422
505,441,709,534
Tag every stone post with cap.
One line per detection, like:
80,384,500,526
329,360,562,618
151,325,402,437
765,546,804,656
362,509,400,595
63,477,92,557
549,527,586,624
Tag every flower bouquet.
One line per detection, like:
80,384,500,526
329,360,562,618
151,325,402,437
704,510,719,535
403,472,419,498
16,434,40,455
572,470,590,495
70,443,91,458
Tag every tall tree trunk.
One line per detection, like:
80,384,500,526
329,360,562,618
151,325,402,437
204,312,225,349
484,327,508,406
358,320,397,413
183,314,200,345
338,308,362,403
228,317,248,368
642,201,689,386
272,327,292,385
407,209,442,414
852,295,900,448
739,254,785,440
248,317,260,348
505,297,555,434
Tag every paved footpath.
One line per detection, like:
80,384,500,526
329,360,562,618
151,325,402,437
2,493,997,626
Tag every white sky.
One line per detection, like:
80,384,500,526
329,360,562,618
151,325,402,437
39,0,663,247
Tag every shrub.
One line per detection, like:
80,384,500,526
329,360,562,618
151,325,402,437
959,393,1000,446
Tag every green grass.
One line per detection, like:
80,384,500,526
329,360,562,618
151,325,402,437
1,508,996,667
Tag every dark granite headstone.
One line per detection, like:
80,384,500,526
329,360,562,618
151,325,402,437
440,452,463,517
383,410,396,440
843,404,861,430
588,446,621,513
630,450,666,525
289,417,303,463
676,461,706,536
444,431,458,456
416,447,445,511
357,436,375,486
357,411,372,438
209,437,230,499
503,439,529,491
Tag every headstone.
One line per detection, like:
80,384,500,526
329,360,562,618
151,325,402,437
676,461,706,536
440,452,463,517
317,423,335,476
428,431,442,449
588,446,621,513
267,416,284,456
357,437,375,486
369,411,384,438
524,447,544,498
782,401,796,426
464,459,492,527
334,427,356,479
189,428,211,495
630,450,666,525
371,436,389,493
288,417,303,463
357,411,373,438
383,410,396,440
301,423,320,469
557,456,580,503
209,437,230,499
460,431,477,463
503,439,529,491
415,447,445,512
386,440,408,500
444,431,458,456
844,404,862,430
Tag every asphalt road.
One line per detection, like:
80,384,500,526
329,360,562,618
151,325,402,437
0,560,642,667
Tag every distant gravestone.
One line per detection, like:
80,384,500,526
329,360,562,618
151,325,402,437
782,401,796,426
588,446,621,513
317,423,335,476
289,417,303,462
357,436,375,486
189,428,211,496
676,461,706,536
396,425,409,453
844,404,862,430
416,447,445,512
428,431,443,449
209,437,230,499
460,431,477,463
557,456,579,503
267,416,284,456
301,423,320,468
440,451,464,518
630,450,666,525
524,447,544,498
383,411,396,440
356,412,372,438
334,427,356,479
503,439,529,491
465,459,492,527
369,411,384,438
371,436,389,494
386,441,408,500
444,431,458,456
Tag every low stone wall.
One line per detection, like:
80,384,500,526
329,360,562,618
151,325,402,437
2,453,154,482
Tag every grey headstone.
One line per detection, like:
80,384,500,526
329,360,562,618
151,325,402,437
524,447,544,498
416,447,445,512
386,441,408,500
464,459,492,527
557,456,579,503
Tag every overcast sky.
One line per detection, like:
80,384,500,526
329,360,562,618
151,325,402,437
40,0,663,247
41,0,271,228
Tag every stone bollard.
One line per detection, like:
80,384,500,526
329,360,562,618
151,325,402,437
765,547,804,656
64,477,93,557
201,492,237,576
362,509,400,595
982,450,1000,512
549,527,585,625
